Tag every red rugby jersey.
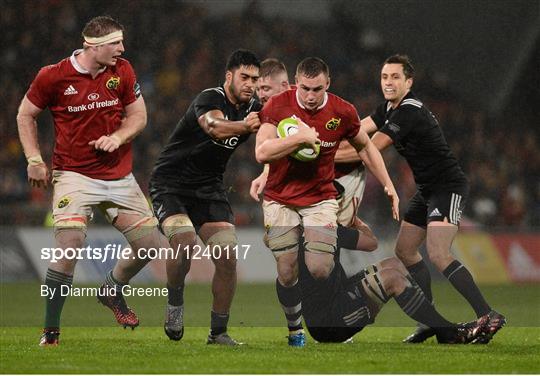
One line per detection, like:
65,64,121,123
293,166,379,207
260,88,360,206
26,50,139,180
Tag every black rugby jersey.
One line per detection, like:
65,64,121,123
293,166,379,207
151,86,261,200
371,91,466,193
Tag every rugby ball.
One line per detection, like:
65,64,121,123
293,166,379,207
276,117,320,162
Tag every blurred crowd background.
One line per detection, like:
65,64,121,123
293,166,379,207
1,0,539,233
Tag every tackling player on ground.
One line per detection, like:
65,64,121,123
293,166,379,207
17,16,166,346
149,50,261,346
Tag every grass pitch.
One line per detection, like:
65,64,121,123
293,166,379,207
1,283,539,374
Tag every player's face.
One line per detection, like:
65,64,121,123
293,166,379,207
256,76,286,105
95,40,125,67
380,64,413,105
295,73,329,111
227,65,259,103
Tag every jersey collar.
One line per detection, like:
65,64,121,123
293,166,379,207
70,49,107,76
295,89,328,111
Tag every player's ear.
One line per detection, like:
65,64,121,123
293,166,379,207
225,70,233,84
406,77,413,89
326,75,331,90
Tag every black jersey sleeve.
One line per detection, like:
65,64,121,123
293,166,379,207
378,106,418,143
370,103,387,129
193,88,226,118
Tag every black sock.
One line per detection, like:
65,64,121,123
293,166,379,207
105,270,125,295
337,225,360,250
210,311,229,336
394,284,454,329
276,279,303,332
406,260,433,302
167,284,184,306
443,260,491,317
44,269,73,330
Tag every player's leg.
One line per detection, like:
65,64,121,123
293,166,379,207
302,199,339,280
263,200,305,346
96,175,163,329
151,192,197,341
335,169,377,251
40,171,93,345
394,192,437,343
360,257,483,344
426,190,505,343
198,221,242,345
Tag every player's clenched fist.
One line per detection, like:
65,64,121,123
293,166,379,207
296,118,320,149
244,112,261,133
88,134,122,152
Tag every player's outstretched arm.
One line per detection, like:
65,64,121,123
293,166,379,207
199,110,260,140
16,96,49,189
89,96,147,152
255,121,319,164
351,129,399,220
360,116,378,135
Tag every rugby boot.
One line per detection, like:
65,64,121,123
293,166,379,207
97,284,139,329
288,331,306,347
39,329,60,346
403,323,437,343
207,332,244,346
164,304,184,341
472,310,506,344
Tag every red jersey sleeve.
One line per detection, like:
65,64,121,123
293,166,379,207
344,104,361,139
259,95,279,125
26,66,56,109
118,60,139,107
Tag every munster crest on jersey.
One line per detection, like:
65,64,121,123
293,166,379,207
106,76,120,90
325,117,341,131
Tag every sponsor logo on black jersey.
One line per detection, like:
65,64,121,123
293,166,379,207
212,136,240,149
106,76,120,90
325,118,341,131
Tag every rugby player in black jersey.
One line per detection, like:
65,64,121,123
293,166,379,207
149,50,261,346
298,246,484,344
361,55,505,344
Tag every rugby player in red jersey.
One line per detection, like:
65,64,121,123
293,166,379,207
17,16,165,346
255,57,399,346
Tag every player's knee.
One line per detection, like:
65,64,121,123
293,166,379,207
379,257,403,272
276,255,298,286
207,228,238,271
122,216,159,243
265,228,299,256
426,249,453,271
162,214,196,242
379,269,406,296
361,269,391,306
54,217,87,248
54,228,86,249
170,231,197,251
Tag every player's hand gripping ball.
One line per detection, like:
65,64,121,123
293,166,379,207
276,117,320,162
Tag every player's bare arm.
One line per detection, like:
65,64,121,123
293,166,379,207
16,96,49,189
334,140,362,163
199,109,260,140
360,116,379,135
89,96,147,152
370,130,394,151
255,120,319,163
350,129,400,220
